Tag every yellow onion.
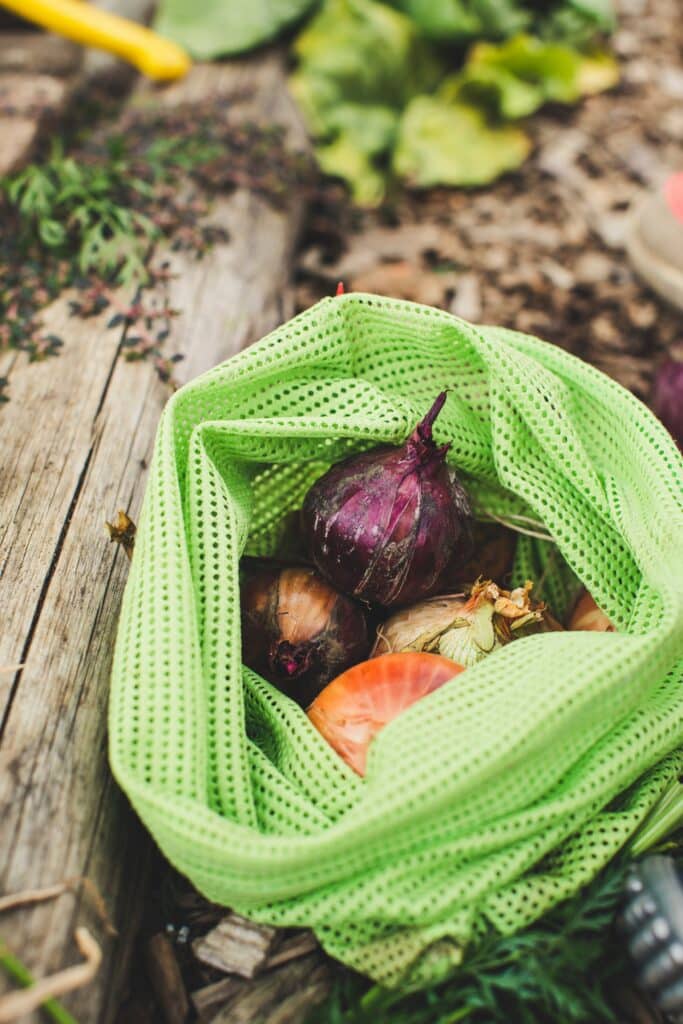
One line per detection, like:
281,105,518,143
241,564,369,706
372,579,561,667
308,652,464,775
569,590,615,632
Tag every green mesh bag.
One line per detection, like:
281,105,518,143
109,294,683,986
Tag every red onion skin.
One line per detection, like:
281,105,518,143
302,394,471,608
652,359,683,451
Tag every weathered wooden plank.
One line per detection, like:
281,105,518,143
0,33,81,76
0,296,130,707
0,70,74,175
192,914,278,979
192,977,244,1022
0,0,155,176
145,933,190,1024
210,954,334,1024
0,53,307,1022
0,315,158,1021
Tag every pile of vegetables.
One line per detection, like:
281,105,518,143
290,0,618,203
155,0,618,205
241,393,615,776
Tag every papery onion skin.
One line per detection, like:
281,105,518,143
372,579,561,667
302,393,471,608
241,565,369,706
569,590,615,632
372,594,468,657
307,652,464,775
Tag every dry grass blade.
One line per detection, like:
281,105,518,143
482,511,556,543
0,928,101,1023
0,666,24,675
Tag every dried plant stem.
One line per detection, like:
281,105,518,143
0,875,114,1020
0,877,115,935
0,928,101,1023
0,666,23,675
0,946,76,1024
80,879,118,938
374,625,394,654
495,513,550,529
0,881,72,915
481,510,555,543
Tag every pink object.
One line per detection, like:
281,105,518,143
664,173,683,224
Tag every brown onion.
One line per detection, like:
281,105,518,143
569,590,615,632
241,565,369,706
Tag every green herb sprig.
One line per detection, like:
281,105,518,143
313,859,638,1024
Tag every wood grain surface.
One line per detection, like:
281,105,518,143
0,53,307,1022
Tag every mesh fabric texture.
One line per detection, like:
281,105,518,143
109,294,683,986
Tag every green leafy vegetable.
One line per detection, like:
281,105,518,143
154,0,616,203
154,0,615,57
393,96,531,187
309,858,634,1024
155,0,317,60
289,0,442,202
312,106,398,205
388,0,530,42
443,34,619,120
289,0,618,203
387,0,614,44
291,0,442,108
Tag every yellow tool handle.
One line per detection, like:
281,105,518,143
0,0,191,80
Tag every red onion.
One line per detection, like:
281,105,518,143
302,393,471,607
241,564,369,706
652,358,683,450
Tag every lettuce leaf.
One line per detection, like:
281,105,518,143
443,34,619,119
289,0,442,202
393,95,531,187
387,0,614,44
388,0,530,41
154,0,317,59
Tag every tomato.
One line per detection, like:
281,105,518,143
307,651,464,776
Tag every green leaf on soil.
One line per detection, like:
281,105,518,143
393,96,531,188
154,0,318,59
